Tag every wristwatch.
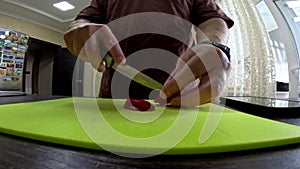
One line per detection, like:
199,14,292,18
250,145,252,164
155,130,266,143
198,40,231,61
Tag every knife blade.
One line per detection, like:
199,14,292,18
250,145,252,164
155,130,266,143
102,54,163,90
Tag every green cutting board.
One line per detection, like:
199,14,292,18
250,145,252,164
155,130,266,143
0,97,300,156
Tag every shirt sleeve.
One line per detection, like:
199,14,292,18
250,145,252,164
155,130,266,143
75,0,107,24
191,0,234,28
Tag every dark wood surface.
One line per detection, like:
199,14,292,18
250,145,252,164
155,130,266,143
1,95,300,169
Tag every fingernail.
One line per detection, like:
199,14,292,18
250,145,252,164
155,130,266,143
154,97,167,106
159,91,167,99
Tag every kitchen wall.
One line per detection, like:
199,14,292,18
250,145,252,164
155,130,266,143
0,14,65,46
0,14,98,96
0,14,63,95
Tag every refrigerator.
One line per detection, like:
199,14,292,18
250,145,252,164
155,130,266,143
0,28,29,96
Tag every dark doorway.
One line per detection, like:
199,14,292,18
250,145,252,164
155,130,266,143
25,38,82,97
52,48,83,96
25,38,60,95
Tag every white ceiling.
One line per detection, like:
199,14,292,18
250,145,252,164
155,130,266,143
0,0,91,33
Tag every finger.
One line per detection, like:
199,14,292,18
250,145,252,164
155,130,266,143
169,74,212,107
172,48,195,75
174,45,205,71
63,31,74,53
173,62,229,107
109,44,126,65
179,47,196,63
163,45,214,91
160,54,207,99
162,53,198,95
74,25,100,56
64,29,85,56
97,62,106,72
83,33,103,70
154,96,167,106
160,67,190,100
65,25,102,67
97,25,126,65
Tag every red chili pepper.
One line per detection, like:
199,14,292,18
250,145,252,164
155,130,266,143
124,99,155,111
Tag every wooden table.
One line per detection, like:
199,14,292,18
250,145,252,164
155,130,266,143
1,95,300,169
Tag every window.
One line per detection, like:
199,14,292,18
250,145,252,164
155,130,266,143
256,1,289,83
256,0,300,98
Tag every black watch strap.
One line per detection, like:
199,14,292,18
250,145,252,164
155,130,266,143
198,40,231,61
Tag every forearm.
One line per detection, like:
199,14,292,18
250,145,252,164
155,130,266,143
196,17,231,63
195,18,231,104
197,18,229,44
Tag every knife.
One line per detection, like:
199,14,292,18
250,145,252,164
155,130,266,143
102,54,163,90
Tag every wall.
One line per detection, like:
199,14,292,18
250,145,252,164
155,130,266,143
0,14,65,95
0,14,107,97
0,14,65,46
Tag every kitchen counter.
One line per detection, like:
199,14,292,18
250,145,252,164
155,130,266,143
1,95,300,169
220,96,300,119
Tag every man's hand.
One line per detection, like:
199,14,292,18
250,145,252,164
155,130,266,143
155,18,231,107
157,44,231,107
63,20,125,71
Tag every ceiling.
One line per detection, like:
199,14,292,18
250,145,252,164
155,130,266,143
0,0,91,33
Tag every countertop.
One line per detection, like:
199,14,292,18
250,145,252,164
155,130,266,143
1,95,300,169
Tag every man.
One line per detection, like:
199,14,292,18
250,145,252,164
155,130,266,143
64,0,234,107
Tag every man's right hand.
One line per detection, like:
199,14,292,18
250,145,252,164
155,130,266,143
63,20,125,72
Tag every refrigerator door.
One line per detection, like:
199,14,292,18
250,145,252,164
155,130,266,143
0,29,29,96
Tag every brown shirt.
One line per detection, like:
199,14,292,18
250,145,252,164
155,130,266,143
76,0,234,99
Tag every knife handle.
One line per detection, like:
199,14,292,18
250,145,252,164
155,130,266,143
102,54,114,68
